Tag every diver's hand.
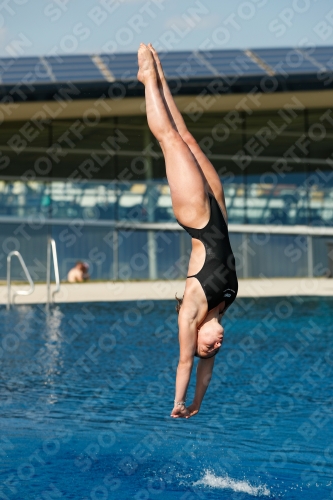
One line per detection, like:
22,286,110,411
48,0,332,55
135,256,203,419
170,405,190,418
186,403,200,418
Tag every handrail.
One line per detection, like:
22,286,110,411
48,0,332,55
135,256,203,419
46,238,60,305
7,251,35,310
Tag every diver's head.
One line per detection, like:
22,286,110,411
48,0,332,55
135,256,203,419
175,293,224,359
195,320,224,359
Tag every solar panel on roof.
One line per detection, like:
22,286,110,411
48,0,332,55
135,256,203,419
0,56,54,83
2,56,40,64
2,76,52,84
199,49,241,58
100,53,138,80
0,47,331,85
46,55,96,62
253,48,320,74
44,55,105,82
300,46,333,70
0,57,37,70
154,51,215,78
199,50,267,76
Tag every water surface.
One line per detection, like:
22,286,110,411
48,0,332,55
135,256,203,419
0,297,332,499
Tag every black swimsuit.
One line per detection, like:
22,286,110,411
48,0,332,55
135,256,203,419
178,194,238,313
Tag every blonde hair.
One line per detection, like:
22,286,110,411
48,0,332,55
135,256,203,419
175,294,183,314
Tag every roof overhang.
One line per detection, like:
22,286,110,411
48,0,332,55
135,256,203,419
2,88,333,122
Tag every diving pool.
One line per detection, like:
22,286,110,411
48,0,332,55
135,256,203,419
0,297,332,499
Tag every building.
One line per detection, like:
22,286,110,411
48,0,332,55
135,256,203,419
1,46,333,282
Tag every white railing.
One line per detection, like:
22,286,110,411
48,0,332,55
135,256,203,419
46,237,60,306
7,251,34,310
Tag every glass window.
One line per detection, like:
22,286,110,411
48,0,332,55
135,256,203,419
0,109,332,228
52,120,116,150
189,113,244,157
52,224,115,281
247,233,309,277
245,110,306,159
313,236,333,277
50,181,117,221
0,121,49,149
308,187,333,226
245,160,307,225
117,230,149,280
308,108,333,161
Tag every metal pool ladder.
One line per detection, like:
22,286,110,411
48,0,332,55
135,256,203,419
46,238,60,306
7,251,35,310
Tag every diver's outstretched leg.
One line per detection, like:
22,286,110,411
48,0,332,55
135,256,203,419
138,43,208,228
148,43,227,218
147,43,190,139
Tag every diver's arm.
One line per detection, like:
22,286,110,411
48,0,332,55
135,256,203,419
170,315,197,418
188,357,215,417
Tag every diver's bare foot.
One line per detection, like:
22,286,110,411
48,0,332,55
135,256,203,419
148,43,165,84
137,43,156,85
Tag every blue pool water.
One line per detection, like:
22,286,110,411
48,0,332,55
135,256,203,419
0,297,332,500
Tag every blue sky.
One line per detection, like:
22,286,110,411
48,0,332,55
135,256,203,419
1,0,333,57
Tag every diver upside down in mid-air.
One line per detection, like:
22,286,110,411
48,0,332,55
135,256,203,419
137,43,238,418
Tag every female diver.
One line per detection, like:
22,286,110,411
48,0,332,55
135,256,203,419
137,43,238,419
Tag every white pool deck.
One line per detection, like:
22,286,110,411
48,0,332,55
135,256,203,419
1,278,333,305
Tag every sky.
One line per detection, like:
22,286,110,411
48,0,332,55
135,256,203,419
0,0,333,57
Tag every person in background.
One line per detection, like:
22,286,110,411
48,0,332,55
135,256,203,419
67,261,90,283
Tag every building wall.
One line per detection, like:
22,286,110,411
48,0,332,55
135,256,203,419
1,223,331,282
1,107,333,281
1,108,333,226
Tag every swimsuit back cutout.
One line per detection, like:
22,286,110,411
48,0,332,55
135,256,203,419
178,194,238,312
